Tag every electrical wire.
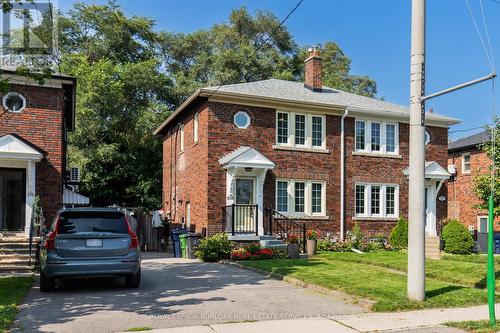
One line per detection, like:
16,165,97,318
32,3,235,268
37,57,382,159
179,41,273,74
479,0,496,71
464,0,495,71
205,0,304,99
449,125,492,134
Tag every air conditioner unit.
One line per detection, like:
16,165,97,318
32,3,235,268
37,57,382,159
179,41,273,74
70,167,81,183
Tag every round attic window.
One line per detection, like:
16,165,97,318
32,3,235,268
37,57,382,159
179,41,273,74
234,111,250,129
2,92,26,113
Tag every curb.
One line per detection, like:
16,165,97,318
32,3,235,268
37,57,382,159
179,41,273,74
219,260,375,310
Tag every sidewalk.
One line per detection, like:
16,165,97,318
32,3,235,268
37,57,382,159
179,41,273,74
124,303,500,333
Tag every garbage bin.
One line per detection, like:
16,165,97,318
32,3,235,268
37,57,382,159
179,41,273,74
186,233,202,259
170,229,187,257
179,234,188,258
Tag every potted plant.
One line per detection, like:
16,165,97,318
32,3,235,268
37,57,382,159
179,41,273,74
306,229,320,257
286,234,300,259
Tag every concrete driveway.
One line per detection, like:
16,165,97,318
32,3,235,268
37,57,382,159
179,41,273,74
14,253,364,333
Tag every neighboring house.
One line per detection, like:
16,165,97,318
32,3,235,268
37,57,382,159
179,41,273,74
0,68,77,237
154,48,459,242
448,130,499,235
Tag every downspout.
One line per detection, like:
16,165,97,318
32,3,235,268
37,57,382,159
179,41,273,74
340,108,349,240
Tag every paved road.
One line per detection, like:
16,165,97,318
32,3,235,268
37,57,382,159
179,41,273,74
14,253,364,333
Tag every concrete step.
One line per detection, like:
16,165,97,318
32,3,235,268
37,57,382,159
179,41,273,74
0,258,31,265
0,237,28,243
0,248,31,255
0,265,34,273
260,239,286,248
0,253,31,259
0,242,31,249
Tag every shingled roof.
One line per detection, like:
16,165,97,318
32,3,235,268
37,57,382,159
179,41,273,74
448,130,490,152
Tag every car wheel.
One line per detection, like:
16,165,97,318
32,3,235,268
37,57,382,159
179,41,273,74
40,272,56,292
125,268,141,288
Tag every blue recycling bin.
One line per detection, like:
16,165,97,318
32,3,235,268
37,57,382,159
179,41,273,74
170,228,187,257
494,234,500,254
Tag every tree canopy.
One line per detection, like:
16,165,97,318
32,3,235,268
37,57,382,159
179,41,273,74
57,2,378,211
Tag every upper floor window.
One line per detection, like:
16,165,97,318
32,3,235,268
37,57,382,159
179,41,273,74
2,92,26,113
276,111,325,150
179,125,184,152
355,119,399,155
234,111,250,129
276,179,326,216
193,112,199,143
355,183,399,218
462,153,471,174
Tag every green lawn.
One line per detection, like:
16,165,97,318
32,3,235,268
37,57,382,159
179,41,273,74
446,320,500,332
317,251,497,290
241,251,491,312
0,276,34,332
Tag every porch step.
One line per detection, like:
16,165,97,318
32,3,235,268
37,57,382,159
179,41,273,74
0,258,30,265
0,237,36,273
425,236,441,260
260,239,286,249
0,265,34,273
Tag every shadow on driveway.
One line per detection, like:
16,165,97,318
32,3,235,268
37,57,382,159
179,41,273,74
13,254,364,333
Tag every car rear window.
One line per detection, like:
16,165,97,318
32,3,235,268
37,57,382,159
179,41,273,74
57,212,128,234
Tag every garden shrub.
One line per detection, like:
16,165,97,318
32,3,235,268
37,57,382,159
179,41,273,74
442,219,474,255
390,217,408,249
195,233,232,262
349,222,364,250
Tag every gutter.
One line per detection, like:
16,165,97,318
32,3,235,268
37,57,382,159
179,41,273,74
340,108,349,240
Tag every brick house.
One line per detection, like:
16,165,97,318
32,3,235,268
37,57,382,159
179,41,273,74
155,48,459,241
448,131,499,236
0,69,76,237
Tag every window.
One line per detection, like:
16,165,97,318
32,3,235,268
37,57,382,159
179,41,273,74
371,122,381,152
355,183,399,218
386,186,396,215
193,112,199,143
386,124,396,153
275,179,326,216
277,112,289,144
425,130,431,145
234,111,250,129
462,153,471,174
478,216,488,234
294,182,305,213
312,116,323,147
179,125,184,152
370,185,381,215
2,92,26,113
355,119,399,154
276,181,288,212
275,111,325,150
355,185,365,215
312,183,323,213
355,121,366,150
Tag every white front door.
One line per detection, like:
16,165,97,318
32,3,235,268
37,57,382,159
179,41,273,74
425,184,437,236
234,178,256,233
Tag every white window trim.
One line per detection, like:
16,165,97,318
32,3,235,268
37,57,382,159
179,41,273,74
354,182,399,218
2,92,27,113
234,111,251,129
275,179,326,217
355,119,399,155
193,112,199,143
179,125,184,152
477,215,488,233
462,152,471,174
275,111,326,150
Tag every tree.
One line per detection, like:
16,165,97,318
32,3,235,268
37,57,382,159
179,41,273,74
473,116,500,217
59,2,174,210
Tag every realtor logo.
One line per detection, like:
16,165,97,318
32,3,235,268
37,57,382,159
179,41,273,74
1,1,57,55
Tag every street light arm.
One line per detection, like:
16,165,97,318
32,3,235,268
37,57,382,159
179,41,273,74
420,72,496,102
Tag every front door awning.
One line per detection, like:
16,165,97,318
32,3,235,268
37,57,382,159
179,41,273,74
0,134,44,161
219,146,275,169
403,161,451,180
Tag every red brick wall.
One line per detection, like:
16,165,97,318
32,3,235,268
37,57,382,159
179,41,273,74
162,101,209,233
448,148,500,231
0,84,65,222
161,100,450,239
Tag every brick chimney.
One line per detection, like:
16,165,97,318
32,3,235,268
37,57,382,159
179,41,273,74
304,46,322,92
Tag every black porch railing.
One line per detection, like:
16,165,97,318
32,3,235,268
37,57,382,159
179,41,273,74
264,208,306,253
222,204,258,235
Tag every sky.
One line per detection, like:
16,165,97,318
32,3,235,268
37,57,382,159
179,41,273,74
57,0,500,141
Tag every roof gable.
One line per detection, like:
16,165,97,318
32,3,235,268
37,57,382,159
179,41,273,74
403,161,450,180
219,146,275,169
0,134,44,161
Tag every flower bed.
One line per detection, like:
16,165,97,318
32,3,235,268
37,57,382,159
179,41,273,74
230,242,287,261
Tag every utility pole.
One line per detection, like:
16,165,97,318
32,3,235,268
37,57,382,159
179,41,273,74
408,0,426,301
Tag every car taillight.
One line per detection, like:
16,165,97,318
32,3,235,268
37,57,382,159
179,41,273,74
43,216,59,250
125,216,139,249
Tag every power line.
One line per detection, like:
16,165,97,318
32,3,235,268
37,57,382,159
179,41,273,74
205,0,304,99
449,124,492,134
464,0,495,71
480,0,495,71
